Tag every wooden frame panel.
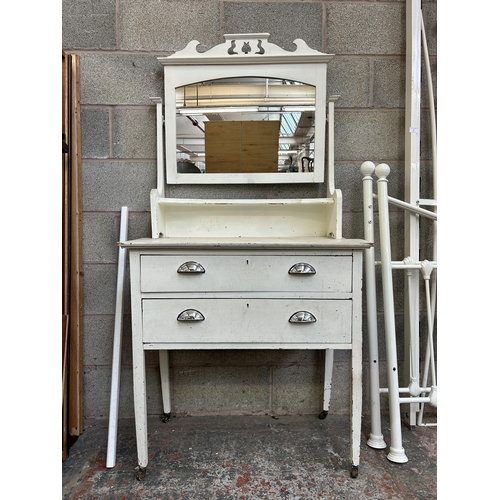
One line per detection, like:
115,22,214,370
62,51,83,460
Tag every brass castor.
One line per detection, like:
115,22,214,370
350,465,358,478
135,466,147,481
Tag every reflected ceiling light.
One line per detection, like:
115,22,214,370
179,106,259,115
282,106,316,112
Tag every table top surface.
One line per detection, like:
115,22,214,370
120,236,372,250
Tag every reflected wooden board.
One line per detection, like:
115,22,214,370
205,120,279,173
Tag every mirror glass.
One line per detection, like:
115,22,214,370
175,77,316,175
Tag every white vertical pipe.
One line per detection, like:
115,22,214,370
404,0,422,427
106,206,129,468
360,161,386,450
376,164,408,463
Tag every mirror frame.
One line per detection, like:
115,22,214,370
158,33,334,185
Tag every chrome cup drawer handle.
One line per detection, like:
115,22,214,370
177,261,205,273
288,262,316,274
177,309,205,321
289,311,317,323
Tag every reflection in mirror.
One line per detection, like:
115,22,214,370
175,77,316,174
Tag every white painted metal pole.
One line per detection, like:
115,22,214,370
421,11,437,198
402,257,421,398
418,263,438,425
361,161,386,450
420,9,438,322
375,164,408,463
106,206,129,468
380,387,433,394
404,0,422,427
421,261,437,406
419,11,438,426
377,195,437,220
379,261,437,270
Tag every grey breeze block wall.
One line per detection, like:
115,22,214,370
62,0,437,421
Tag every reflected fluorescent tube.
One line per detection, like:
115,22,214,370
282,106,316,112
179,106,259,115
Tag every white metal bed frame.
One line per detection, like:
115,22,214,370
362,0,437,463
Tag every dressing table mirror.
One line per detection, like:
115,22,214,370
175,76,316,175
121,33,369,480
161,33,329,185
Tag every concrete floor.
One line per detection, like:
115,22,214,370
62,413,437,499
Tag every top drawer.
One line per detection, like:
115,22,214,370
140,254,352,293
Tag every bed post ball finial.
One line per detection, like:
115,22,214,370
375,163,390,179
360,161,375,176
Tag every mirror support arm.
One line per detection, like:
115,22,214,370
327,96,340,198
151,97,165,197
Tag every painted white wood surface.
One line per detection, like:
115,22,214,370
123,33,367,479
129,250,149,472
140,254,352,293
150,98,165,199
150,193,342,239
144,342,355,350
158,350,171,416
323,349,334,413
126,241,365,477
350,249,363,473
142,298,352,344
158,33,333,186
121,236,369,250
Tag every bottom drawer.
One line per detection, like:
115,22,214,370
142,298,351,344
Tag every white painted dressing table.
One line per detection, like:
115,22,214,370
120,34,370,480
